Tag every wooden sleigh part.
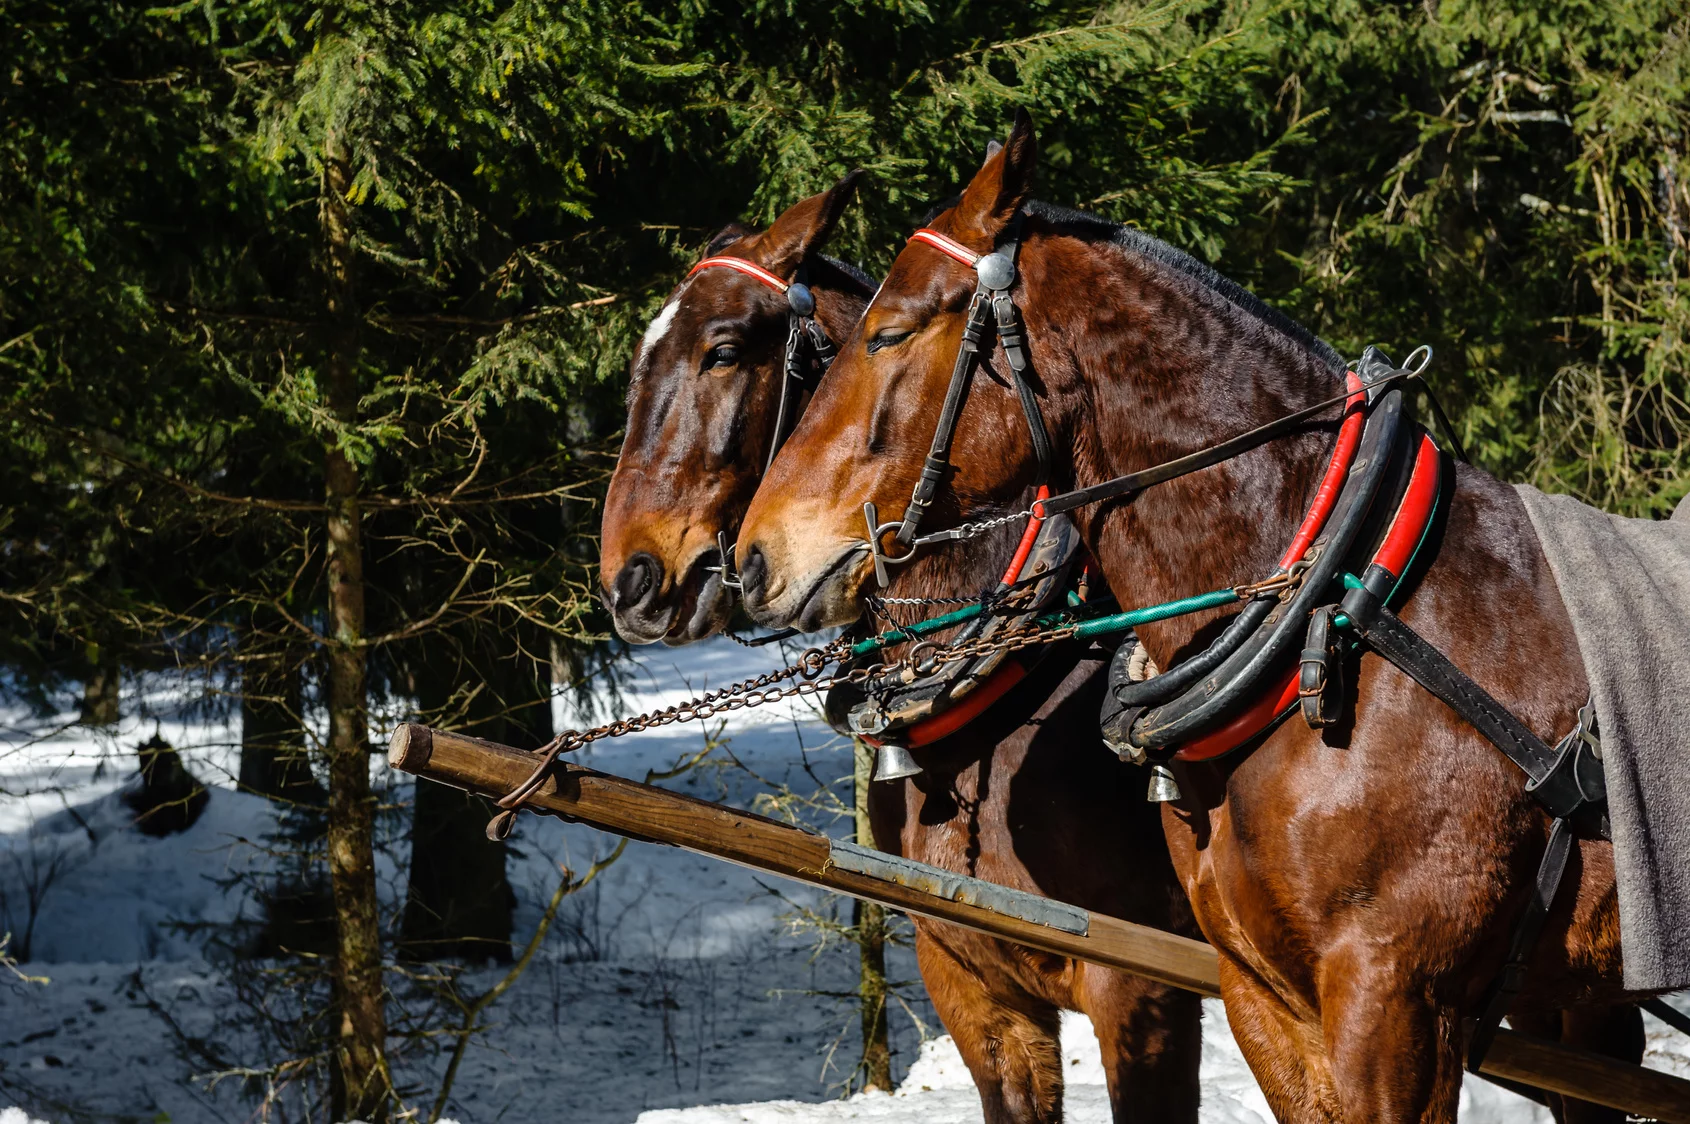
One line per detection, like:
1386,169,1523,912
387,722,1690,1123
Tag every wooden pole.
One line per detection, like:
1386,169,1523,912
388,723,1690,1123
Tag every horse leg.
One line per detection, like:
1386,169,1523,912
1506,1005,1643,1123
1319,950,1464,1123
1076,962,1201,1123
915,928,1064,1124
1217,956,1338,1123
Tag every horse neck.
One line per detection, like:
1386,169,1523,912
1038,239,1346,667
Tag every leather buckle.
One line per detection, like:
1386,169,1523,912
1299,606,1342,729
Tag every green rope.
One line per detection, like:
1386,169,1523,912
849,586,1240,657
850,602,985,657
1070,588,1239,639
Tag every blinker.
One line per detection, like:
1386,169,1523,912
786,282,816,317
975,251,1016,292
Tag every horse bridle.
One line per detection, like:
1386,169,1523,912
861,216,1057,585
685,253,841,604
683,253,839,474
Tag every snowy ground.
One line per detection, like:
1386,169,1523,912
1,638,1686,1122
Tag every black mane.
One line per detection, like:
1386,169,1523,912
816,253,876,293
1024,200,1344,373
703,222,757,255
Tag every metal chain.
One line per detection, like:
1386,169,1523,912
486,614,1088,837
561,638,850,750
913,505,1037,547
867,592,989,608
490,637,850,836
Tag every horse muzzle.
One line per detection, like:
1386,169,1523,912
737,538,868,632
604,551,675,643
605,548,734,645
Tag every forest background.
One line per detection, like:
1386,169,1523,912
3,0,1688,1120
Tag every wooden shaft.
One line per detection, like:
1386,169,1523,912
390,724,1217,993
389,723,1690,1123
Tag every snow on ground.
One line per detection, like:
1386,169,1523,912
1,637,1686,1123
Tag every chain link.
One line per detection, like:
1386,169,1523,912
867,592,989,608
915,506,1037,546
558,639,848,749
485,614,1089,837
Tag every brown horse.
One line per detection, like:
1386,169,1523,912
600,178,1203,1122
736,115,1648,1122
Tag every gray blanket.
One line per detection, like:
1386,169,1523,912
1517,484,1690,992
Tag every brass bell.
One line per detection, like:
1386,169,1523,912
873,742,923,782
1146,763,1182,803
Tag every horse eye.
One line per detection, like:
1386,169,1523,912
866,330,913,355
704,344,740,370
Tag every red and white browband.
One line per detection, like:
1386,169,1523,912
908,229,981,268
687,255,791,293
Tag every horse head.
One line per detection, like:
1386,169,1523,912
735,116,1055,632
600,171,870,644
738,111,1341,666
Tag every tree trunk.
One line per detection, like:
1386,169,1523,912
402,777,514,961
78,640,120,727
240,637,320,803
400,629,539,962
320,134,389,1124
853,737,893,1092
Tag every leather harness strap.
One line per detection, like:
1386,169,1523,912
685,254,840,474
895,216,1053,547
1034,365,1424,521
1337,606,1606,823
990,286,1053,486
898,281,995,545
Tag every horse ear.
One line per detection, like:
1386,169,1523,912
953,109,1037,242
755,169,866,278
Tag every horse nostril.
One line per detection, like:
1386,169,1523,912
738,546,768,600
612,554,661,613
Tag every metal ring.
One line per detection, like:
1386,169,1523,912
1403,344,1434,376
907,640,943,677
868,520,922,570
